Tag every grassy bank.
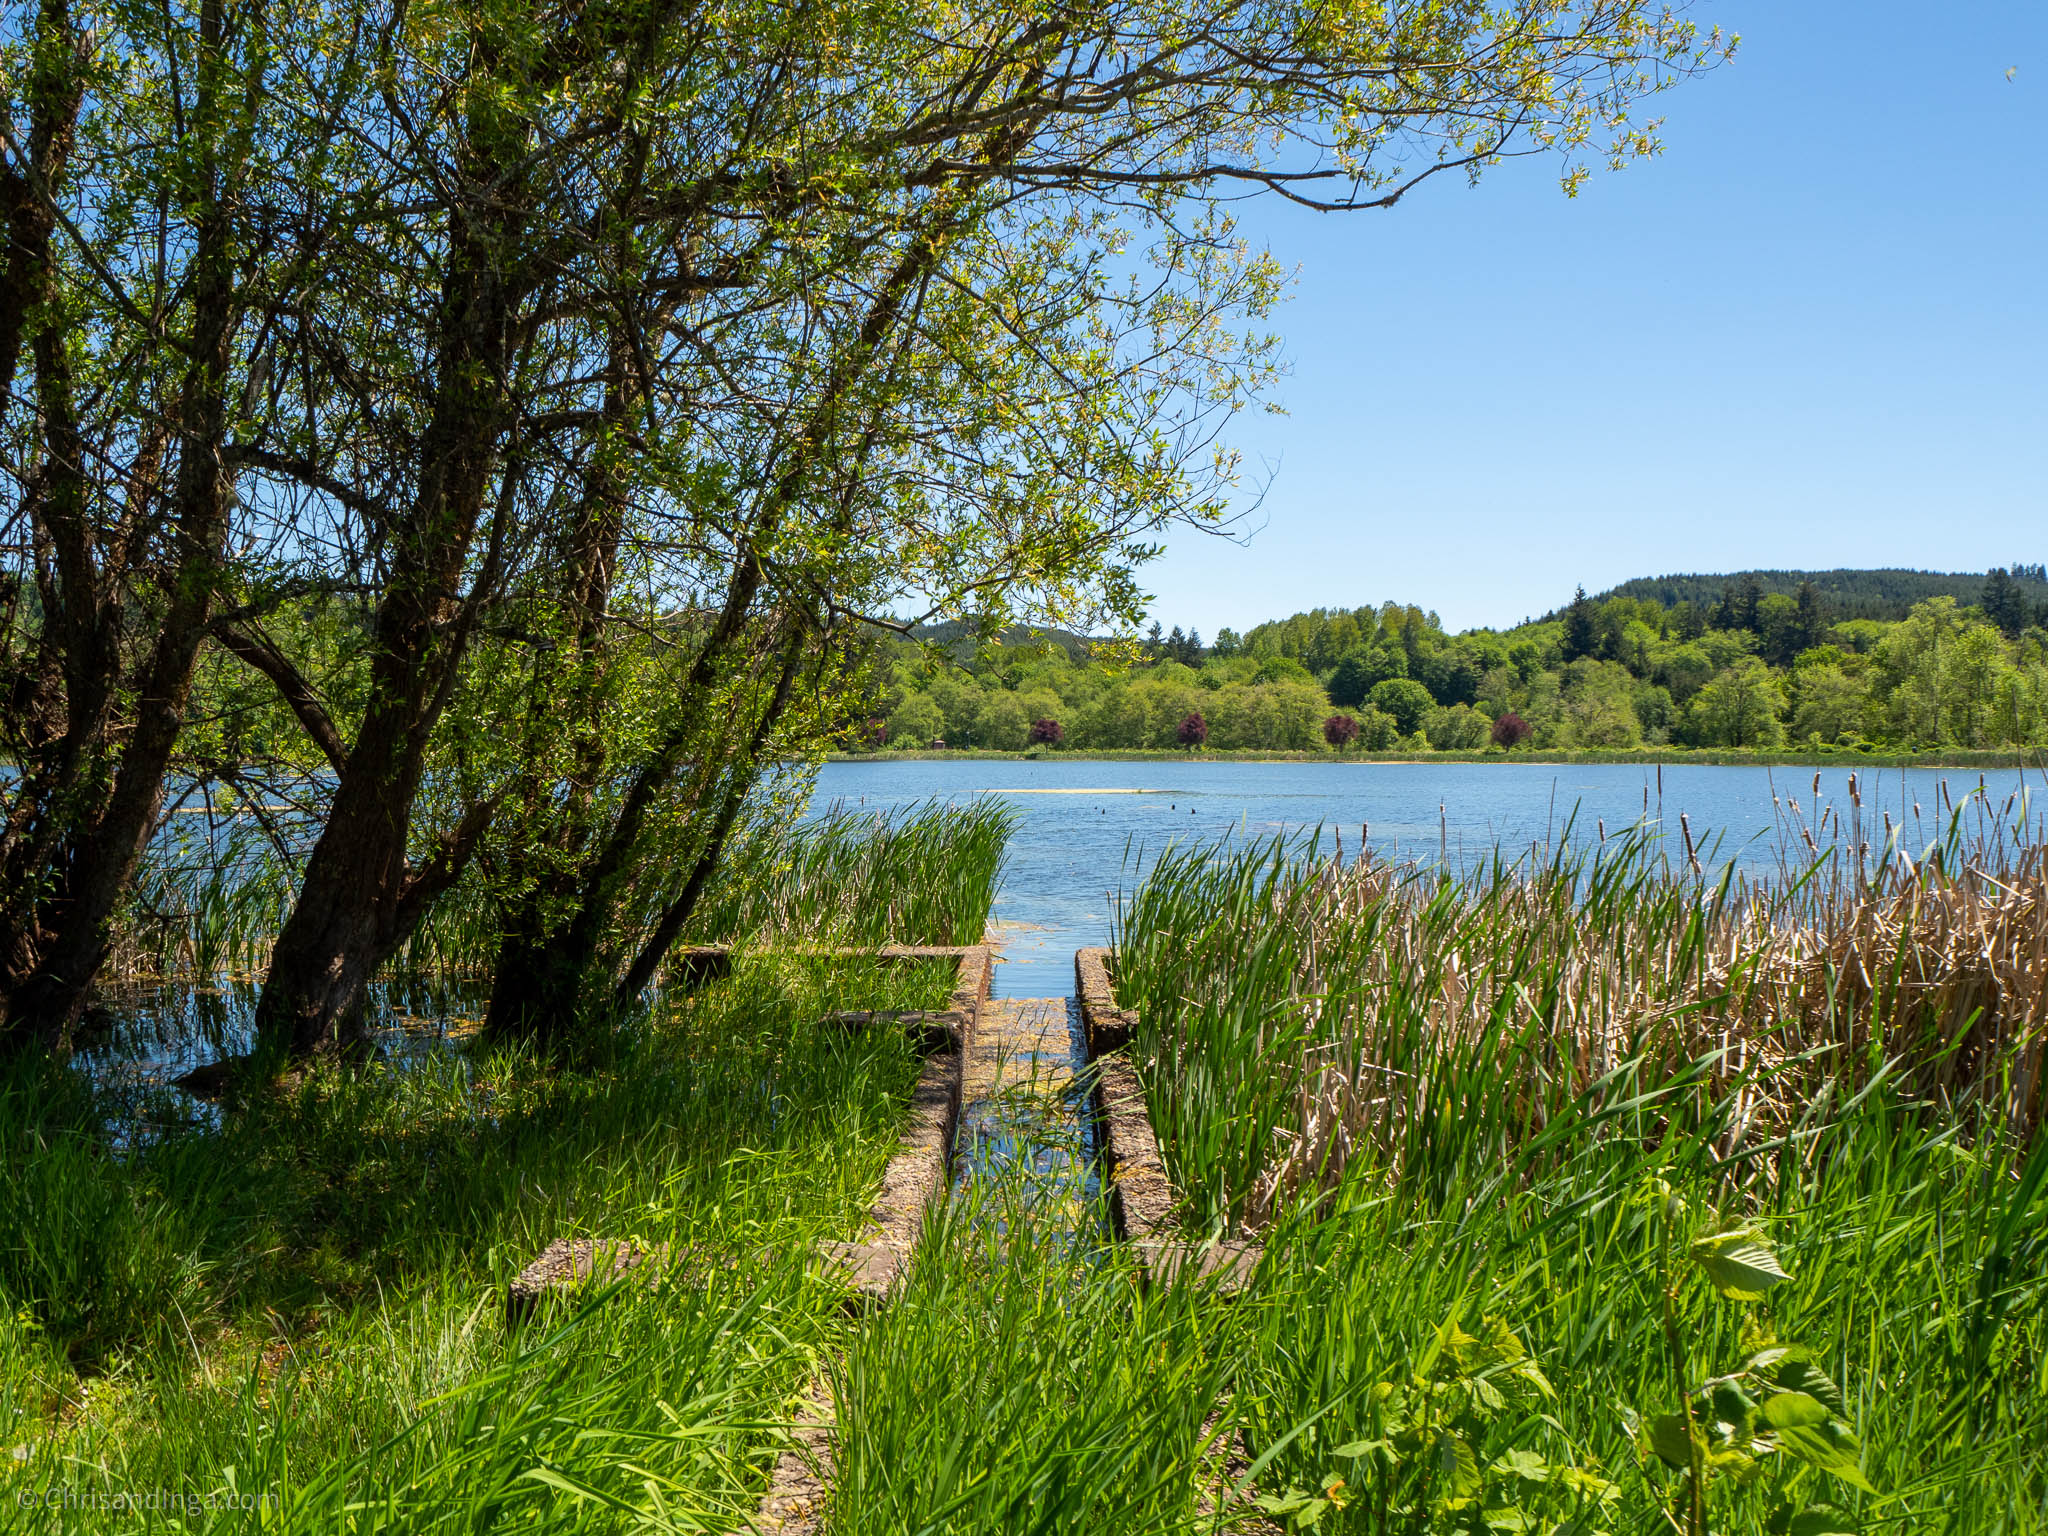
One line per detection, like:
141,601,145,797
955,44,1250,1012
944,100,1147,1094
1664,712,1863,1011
0,800,1014,1531
830,747,2048,769
0,955,955,1530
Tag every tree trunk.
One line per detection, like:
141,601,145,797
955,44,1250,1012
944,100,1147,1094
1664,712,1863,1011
252,99,526,1060
6,0,240,1042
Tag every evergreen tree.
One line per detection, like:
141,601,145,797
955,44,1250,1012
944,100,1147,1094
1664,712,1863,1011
1561,586,1598,662
1982,568,2030,638
1735,573,1765,633
1792,580,1827,653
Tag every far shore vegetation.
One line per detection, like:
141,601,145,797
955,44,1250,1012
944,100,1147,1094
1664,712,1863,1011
847,568,2048,761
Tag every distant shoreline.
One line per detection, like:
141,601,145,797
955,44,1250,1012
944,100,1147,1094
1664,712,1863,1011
827,748,2046,771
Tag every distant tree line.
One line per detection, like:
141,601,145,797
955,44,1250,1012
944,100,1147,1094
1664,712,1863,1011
857,570,2048,755
1601,566,2048,625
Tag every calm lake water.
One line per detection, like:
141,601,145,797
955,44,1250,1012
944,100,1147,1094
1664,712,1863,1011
807,758,2045,997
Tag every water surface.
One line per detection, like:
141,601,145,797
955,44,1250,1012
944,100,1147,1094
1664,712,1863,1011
807,759,2043,997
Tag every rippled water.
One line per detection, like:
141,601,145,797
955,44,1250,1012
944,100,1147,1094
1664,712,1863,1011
807,758,2044,997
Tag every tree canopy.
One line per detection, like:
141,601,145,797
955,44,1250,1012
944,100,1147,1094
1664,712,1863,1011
1,0,1731,1053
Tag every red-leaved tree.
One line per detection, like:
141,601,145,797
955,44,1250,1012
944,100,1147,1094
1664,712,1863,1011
1028,718,1063,746
1491,712,1534,750
1324,714,1360,749
1178,711,1209,748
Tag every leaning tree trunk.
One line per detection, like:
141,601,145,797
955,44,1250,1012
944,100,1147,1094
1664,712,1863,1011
253,116,525,1059
6,0,241,1040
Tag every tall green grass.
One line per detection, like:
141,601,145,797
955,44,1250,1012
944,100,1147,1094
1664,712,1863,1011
829,1112,1254,1535
0,956,946,1530
1111,823,2048,1532
682,798,1014,950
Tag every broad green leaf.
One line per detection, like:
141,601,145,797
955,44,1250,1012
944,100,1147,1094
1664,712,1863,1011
1787,1504,1860,1536
1434,1430,1482,1497
1492,1447,1549,1482
1776,1422,1877,1494
1648,1412,1695,1470
1690,1229,1791,1300
1478,1316,1527,1367
1771,1356,1848,1419
1332,1438,1393,1462
1771,1501,1860,1536
1760,1391,1831,1429
1709,1380,1758,1429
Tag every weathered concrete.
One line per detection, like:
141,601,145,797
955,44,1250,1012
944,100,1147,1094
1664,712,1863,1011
505,1239,675,1326
1075,947,1263,1295
1074,945,1138,1052
753,1377,835,1533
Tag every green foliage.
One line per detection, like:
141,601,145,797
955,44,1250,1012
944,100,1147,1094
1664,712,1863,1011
675,798,1014,949
1117,828,2048,1531
1638,1188,1877,1536
855,581,2048,756
0,955,941,1523
1370,679,1436,737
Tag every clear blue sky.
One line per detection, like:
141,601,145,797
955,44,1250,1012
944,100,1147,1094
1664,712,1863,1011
1142,2,2046,638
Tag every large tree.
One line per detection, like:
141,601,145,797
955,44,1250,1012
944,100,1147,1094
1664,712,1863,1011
4,0,1729,1058
0,0,356,1048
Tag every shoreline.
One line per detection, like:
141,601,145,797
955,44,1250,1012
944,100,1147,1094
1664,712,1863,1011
827,747,2048,771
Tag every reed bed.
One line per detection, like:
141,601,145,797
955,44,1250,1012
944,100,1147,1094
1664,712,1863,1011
682,797,1014,950
105,794,1013,997
1107,788,2047,1533
1117,786,2048,1232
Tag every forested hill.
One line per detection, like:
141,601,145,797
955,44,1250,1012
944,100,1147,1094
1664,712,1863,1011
858,565,2048,755
1597,567,2048,623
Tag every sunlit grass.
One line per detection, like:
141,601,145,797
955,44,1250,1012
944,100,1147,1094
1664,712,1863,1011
0,955,940,1530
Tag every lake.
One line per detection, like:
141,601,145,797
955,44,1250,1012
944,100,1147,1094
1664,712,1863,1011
806,758,2044,997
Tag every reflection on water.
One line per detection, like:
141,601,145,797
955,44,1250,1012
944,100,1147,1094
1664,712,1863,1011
74,975,491,1137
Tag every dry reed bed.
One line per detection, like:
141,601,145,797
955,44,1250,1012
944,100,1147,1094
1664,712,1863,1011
1117,796,2048,1232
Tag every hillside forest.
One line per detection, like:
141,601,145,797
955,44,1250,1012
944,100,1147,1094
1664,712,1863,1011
858,569,2048,755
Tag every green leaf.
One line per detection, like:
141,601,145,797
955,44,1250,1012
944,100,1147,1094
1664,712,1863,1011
1477,1315,1527,1368
1760,1391,1831,1429
1709,1380,1758,1430
1648,1412,1695,1470
1434,1430,1482,1497
1770,1355,1848,1419
1690,1229,1791,1300
1776,1421,1877,1494
1771,1501,1861,1536
1332,1438,1393,1465
1492,1448,1550,1483
1787,1504,1860,1536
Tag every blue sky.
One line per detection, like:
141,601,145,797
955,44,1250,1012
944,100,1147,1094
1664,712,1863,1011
1141,2,2047,637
